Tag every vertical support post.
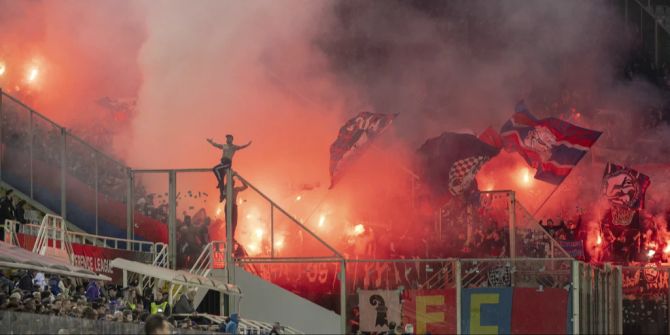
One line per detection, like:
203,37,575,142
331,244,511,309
94,152,99,235
509,191,516,258
410,177,415,209
604,264,611,333
655,20,659,67
340,259,347,335
168,171,177,269
456,260,462,335
123,269,128,288
667,268,670,335
625,0,629,25
59,218,65,251
616,266,623,334
126,169,134,244
591,267,596,333
270,204,275,258
465,205,472,245
438,206,443,241
596,269,606,334
224,169,236,314
603,269,608,333
60,128,67,219
29,110,33,199
572,261,580,335
638,3,644,40
0,88,3,181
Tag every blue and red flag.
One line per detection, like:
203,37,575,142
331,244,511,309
329,112,397,188
500,101,602,185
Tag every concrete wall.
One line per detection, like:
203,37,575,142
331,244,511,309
211,267,341,334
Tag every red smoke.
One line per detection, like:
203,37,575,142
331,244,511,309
4,1,670,266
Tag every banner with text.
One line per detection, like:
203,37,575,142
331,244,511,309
17,233,152,283
401,289,456,334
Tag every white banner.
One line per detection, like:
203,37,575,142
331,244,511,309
358,290,401,332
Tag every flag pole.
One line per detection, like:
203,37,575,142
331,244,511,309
369,143,421,179
532,159,584,218
532,183,562,217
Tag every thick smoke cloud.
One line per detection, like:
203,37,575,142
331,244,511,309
4,1,670,255
315,0,632,145
314,0,670,218
0,0,146,154
129,0,341,185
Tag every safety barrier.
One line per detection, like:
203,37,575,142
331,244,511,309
234,256,624,334
5,219,160,254
0,310,214,334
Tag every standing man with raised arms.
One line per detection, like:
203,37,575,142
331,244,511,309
207,134,251,202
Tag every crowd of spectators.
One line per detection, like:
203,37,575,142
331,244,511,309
136,193,169,224
0,269,252,334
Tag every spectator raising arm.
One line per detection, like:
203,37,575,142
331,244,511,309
206,138,223,149
235,140,252,150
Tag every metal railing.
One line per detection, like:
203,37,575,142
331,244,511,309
2,219,19,246
620,264,668,334
233,256,622,334
2,217,166,284
621,0,670,67
31,214,74,264
434,190,570,259
16,222,158,253
0,310,216,335
168,241,219,303
136,242,170,291
234,172,343,259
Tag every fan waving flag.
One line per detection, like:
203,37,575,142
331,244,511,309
329,112,397,188
602,163,650,210
416,132,500,202
500,101,602,185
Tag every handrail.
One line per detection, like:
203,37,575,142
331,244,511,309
634,0,670,36
3,220,19,246
0,181,99,246
151,243,169,267
132,168,209,173
420,261,455,290
235,256,574,263
169,241,216,302
19,222,157,252
30,214,74,264
1,92,61,129
140,243,170,291
234,172,344,259
515,201,572,258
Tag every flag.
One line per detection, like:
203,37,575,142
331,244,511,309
358,290,401,332
416,132,500,200
478,126,503,149
601,162,650,210
329,112,397,188
500,101,601,185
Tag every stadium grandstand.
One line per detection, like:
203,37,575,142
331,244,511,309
3,0,670,334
